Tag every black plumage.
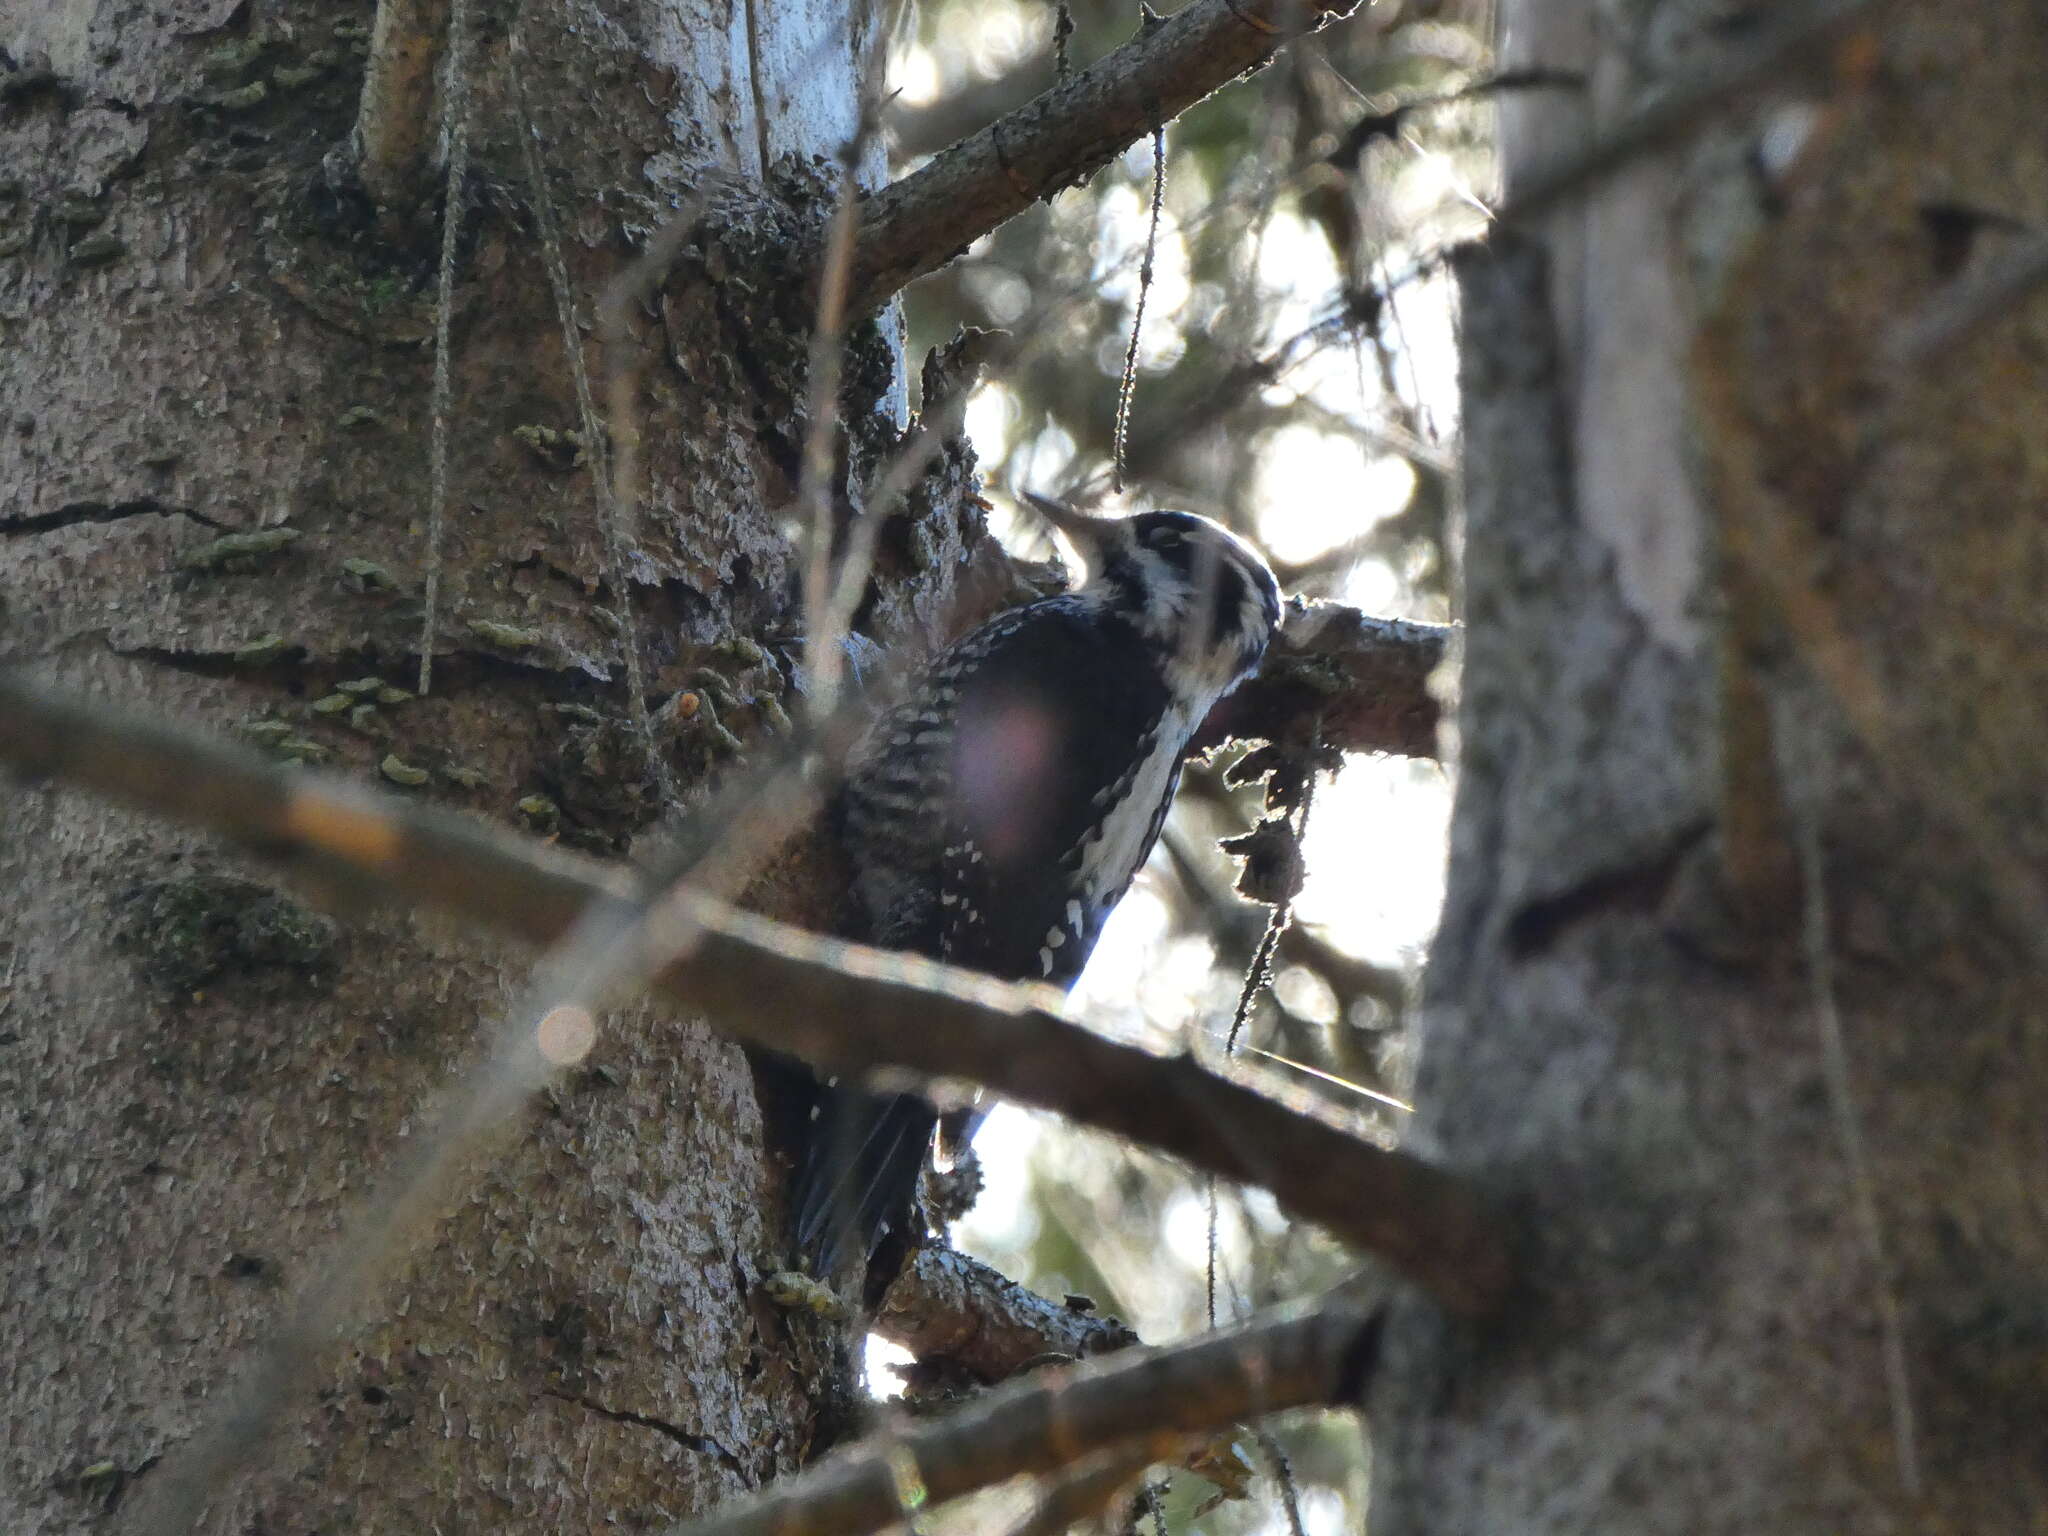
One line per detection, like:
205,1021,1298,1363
791,506,1281,1275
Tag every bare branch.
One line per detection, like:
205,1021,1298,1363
838,0,1362,316
355,0,451,216
876,1248,1140,1383
1201,601,1450,761
0,673,1513,1317
667,1297,1384,1536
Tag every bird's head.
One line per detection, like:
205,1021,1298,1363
1022,494,1282,704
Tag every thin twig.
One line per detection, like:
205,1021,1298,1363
507,29,670,801
1211,759,1318,1355
665,1297,1384,1536
1205,1175,1221,1326
1120,1479,1171,1536
416,0,472,696
1110,273,1443,498
1113,126,1167,492
1318,65,1586,166
1224,763,1318,1056
0,673,1515,1317
1161,815,1408,1039
594,186,728,557
1781,714,1922,1498
796,150,866,711
1223,906,1289,1058
1253,1428,1310,1536
1088,2,1878,489
798,31,891,714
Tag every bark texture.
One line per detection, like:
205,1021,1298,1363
1373,2,2048,1530
0,0,975,1528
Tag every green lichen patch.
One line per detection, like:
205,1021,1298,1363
52,197,105,229
468,618,544,650
235,718,329,763
330,677,412,707
761,1270,848,1322
66,234,124,269
275,735,331,764
178,527,302,573
202,79,270,114
713,636,768,668
229,633,290,665
652,642,794,767
515,794,560,832
339,556,402,593
513,424,586,471
200,38,268,83
67,1457,136,1514
688,698,743,759
535,703,662,851
235,717,297,747
120,872,338,996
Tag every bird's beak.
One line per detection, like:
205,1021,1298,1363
1020,492,1112,568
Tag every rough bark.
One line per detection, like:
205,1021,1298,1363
1373,2,2048,1531
0,0,965,1528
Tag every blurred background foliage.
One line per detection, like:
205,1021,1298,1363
873,1,1502,1530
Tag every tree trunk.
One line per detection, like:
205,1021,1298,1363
0,1,934,1527
1373,2,2048,1530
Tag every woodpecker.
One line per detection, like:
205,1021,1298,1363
791,496,1283,1275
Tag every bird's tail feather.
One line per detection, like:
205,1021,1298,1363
791,1084,936,1273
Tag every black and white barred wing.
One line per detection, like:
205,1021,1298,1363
932,599,1177,987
